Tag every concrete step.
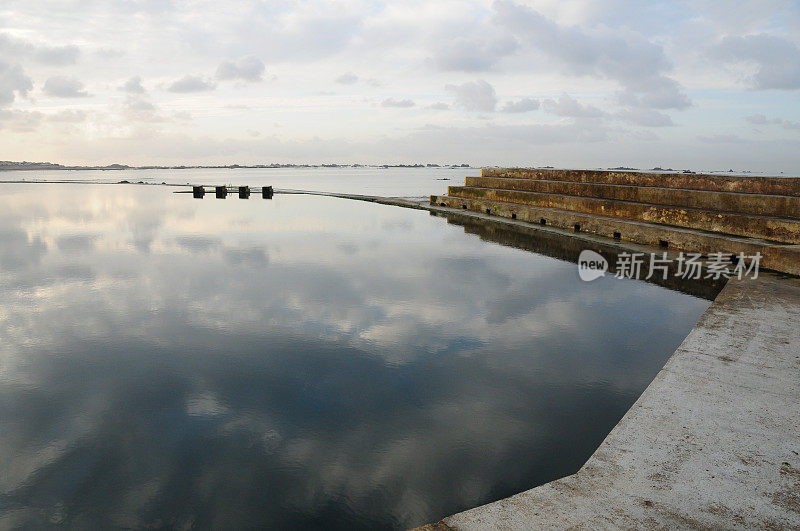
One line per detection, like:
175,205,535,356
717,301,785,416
466,176,800,219
447,185,800,244
483,168,800,197
430,194,800,276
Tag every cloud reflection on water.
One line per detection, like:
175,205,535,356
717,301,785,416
0,184,710,529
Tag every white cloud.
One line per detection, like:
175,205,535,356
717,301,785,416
34,45,80,65
0,61,33,107
491,1,690,110
381,98,415,108
712,34,800,90
48,109,87,123
335,72,359,85
690,1,799,35
0,0,799,172
0,109,42,131
167,75,216,93
121,76,145,94
500,98,539,113
615,108,674,127
746,113,769,124
43,76,89,98
445,79,497,112
697,134,748,143
616,77,691,110
229,2,363,62
125,95,155,112
745,113,800,130
433,36,518,71
215,56,266,82
541,94,604,118
0,33,79,65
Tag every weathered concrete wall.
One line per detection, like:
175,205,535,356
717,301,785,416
434,168,800,273
467,176,800,219
482,168,800,197
447,186,800,244
425,273,800,529
431,194,800,275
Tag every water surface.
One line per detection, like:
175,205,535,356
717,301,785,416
0,166,479,198
0,184,711,528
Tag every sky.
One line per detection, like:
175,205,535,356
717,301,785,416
1,0,799,172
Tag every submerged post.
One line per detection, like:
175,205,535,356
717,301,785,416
215,186,227,199
239,186,250,199
262,186,273,199
192,186,205,199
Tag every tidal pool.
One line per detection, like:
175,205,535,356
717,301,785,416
0,184,711,529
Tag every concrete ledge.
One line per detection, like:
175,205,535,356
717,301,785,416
466,176,800,219
435,273,800,529
447,186,800,244
482,168,800,197
431,194,800,276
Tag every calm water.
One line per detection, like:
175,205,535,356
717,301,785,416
0,182,711,529
0,166,480,198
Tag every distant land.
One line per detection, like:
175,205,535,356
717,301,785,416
0,161,779,176
0,161,472,171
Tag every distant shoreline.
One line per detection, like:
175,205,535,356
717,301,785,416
0,162,792,177
0,162,472,172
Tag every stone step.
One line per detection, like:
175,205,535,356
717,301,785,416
482,168,800,197
430,194,800,276
447,186,800,244
466,176,800,219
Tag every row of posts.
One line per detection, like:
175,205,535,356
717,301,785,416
192,186,273,199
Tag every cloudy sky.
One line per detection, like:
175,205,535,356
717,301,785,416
1,0,799,171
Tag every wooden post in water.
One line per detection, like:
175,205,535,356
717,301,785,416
215,186,227,199
239,186,250,198
192,186,205,198
262,186,273,199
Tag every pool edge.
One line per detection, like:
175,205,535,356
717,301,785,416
420,272,800,529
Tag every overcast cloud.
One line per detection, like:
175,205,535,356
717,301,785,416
446,80,498,112
0,61,33,106
121,76,146,94
335,72,359,85
382,98,415,108
216,56,266,82
500,98,540,113
167,75,216,93
0,0,798,172
542,94,605,118
42,75,90,98
713,34,800,90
